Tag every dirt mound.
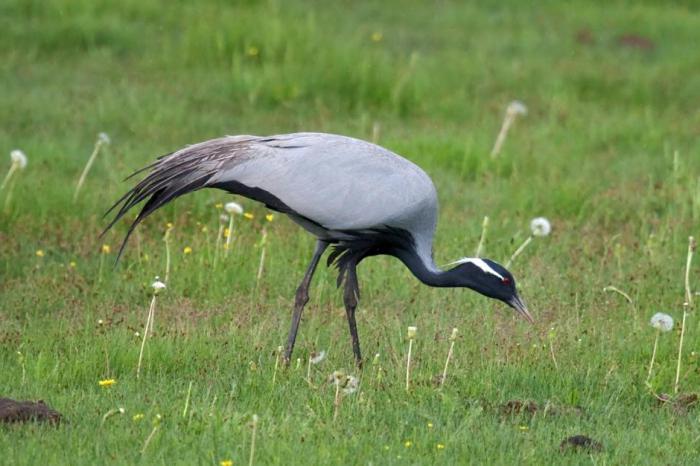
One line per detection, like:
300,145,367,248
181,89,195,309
0,398,62,424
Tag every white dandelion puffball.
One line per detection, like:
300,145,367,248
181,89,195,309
310,350,327,365
10,150,28,169
219,214,229,224
530,217,552,237
343,375,359,395
98,132,111,145
407,326,417,339
151,277,166,293
225,202,243,215
507,100,528,116
650,312,674,332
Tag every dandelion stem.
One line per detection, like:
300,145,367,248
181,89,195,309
506,235,532,268
491,113,515,158
225,215,234,256
214,223,224,268
163,227,172,284
0,162,17,192
475,216,489,257
684,236,695,306
137,294,157,379
141,426,159,454
249,415,258,466
182,381,193,418
74,139,105,202
256,229,267,283
272,346,282,386
406,338,414,391
646,331,660,385
440,340,455,389
675,305,688,394
333,382,341,421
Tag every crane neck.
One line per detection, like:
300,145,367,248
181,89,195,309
393,247,474,289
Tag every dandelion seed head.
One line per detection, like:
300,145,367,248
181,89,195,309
530,217,552,237
98,132,111,145
151,277,166,294
507,100,528,116
343,375,359,395
225,202,243,215
650,312,674,332
10,149,28,169
450,328,459,341
310,350,327,365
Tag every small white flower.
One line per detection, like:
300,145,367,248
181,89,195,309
507,100,528,116
407,326,417,339
98,132,111,145
10,150,27,169
151,277,166,294
342,375,359,395
225,202,243,215
650,312,674,332
310,350,327,365
530,217,551,237
219,214,229,224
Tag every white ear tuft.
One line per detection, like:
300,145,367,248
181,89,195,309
446,257,505,280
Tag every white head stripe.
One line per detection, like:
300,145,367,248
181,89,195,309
446,257,505,280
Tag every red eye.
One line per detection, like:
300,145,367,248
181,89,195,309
502,278,511,285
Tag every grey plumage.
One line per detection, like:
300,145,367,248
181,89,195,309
106,132,531,366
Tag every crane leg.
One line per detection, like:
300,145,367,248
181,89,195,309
343,263,363,368
283,240,329,365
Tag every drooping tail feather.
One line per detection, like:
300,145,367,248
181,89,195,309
102,136,257,262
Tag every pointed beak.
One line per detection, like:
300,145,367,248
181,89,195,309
508,294,534,323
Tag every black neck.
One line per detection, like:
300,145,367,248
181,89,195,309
393,248,476,289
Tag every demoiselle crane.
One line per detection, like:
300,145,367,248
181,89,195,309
105,133,533,367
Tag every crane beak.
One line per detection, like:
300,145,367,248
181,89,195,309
508,294,534,323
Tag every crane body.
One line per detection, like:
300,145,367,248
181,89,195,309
106,132,532,366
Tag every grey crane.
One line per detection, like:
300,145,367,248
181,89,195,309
105,132,533,367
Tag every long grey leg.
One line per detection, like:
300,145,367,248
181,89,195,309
283,240,329,365
343,262,363,368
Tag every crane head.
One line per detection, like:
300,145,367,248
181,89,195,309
447,258,533,323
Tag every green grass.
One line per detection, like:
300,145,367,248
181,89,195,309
2,0,700,463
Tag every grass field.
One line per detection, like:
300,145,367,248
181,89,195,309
2,0,700,464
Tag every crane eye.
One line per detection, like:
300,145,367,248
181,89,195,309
502,277,511,285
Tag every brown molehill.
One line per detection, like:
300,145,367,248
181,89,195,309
559,435,603,453
0,398,62,424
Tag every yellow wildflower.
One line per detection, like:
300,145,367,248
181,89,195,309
437,443,445,450
427,422,433,428
69,261,77,268
183,246,192,254
101,244,111,254
215,203,223,209
247,45,259,56
243,212,254,220
201,225,209,233
265,214,274,222
133,413,144,421
371,31,383,42
166,222,173,229
98,378,116,387
224,228,231,238
35,249,45,257
220,461,233,466
404,440,412,448
518,425,529,431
